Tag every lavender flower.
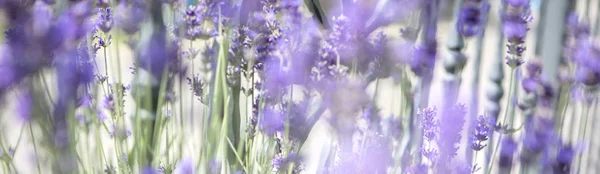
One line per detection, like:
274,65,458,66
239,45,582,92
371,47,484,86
420,107,438,164
421,107,438,142
471,115,490,151
437,104,467,171
553,145,574,174
17,91,32,122
498,138,517,172
521,60,542,92
411,31,438,76
503,0,531,68
457,0,490,37
565,14,600,86
32,1,53,37
260,107,284,136
175,157,195,174
186,74,205,102
115,0,146,34
520,117,554,165
97,7,113,33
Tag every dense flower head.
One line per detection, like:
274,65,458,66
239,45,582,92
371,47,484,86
0,0,588,173
186,74,205,102
175,156,195,174
503,0,532,44
97,7,113,33
522,60,542,93
554,145,574,173
411,39,438,76
499,138,518,170
503,0,531,69
471,115,491,151
115,0,146,34
506,0,529,8
520,117,554,165
569,39,600,85
260,107,284,136
567,13,590,39
437,104,467,171
457,0,489,37
420,107,438,141
31,1,54,37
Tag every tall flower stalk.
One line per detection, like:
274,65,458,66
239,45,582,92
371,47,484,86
0,0,596,173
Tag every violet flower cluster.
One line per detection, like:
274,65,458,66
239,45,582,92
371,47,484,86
0,0,597,173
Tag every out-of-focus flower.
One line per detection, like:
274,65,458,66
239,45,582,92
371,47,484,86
553,145,574,174
458,0,490,37
175,156,195,174
566,13,600,86
182,4,217,40
32,1,53,37
97,7,113,33
498,138,517,171
520,117,554,165
437,104,467,171
411,34,437,76
141,166,158,174
421,107,438,141
260,107,284,136
97,0,110,7
17,91,32,122
115,0,146,34
109,124,132,141
271,152,301,172
503,0,531,68
521,60,542,93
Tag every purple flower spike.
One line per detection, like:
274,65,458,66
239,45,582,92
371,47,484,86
420,107,438,142
260,107,284,136
506,0,530,8
115,1,146,34
471,115,491,151
97,7,114,33
554,145,574,173
457,0,489,37
498,138,517,171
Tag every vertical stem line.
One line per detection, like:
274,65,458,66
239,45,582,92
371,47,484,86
487,68,516,174
29,124,42,174
576,103,590,173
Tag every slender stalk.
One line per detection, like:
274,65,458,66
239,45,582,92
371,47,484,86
557,88,570,137
190,40,195,130
487,68,516,174
29,124,42,174
103,44,110,85
40,73,55,105
576,103,590,173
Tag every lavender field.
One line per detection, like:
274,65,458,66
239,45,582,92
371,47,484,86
0,0,598,173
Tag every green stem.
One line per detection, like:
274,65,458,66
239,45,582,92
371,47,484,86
40,73,55,105
487,68,516,174
29,124,42,174
190,40,195,129
103,50,110,89
576,103,590,173
558,89,570,137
